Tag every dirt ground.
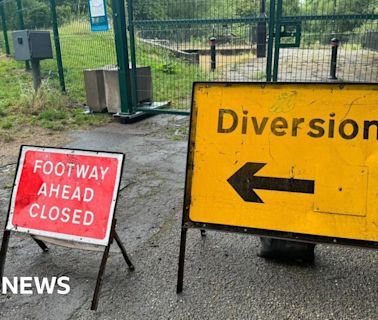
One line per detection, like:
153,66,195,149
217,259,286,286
224,48,378,82
0,126,73,167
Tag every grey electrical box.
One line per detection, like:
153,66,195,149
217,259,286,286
12,30,53,61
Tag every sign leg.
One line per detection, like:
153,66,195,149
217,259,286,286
177,227,188,293
91,241,111,311
91,219,116,311
114,231,134,271
0,230,11,283
200,229,207,238
31,236,49,252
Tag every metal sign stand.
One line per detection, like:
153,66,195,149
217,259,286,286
177,227,206,293
91,218,134,310
176,226,188,293
177,82,378,294
0,146,134,311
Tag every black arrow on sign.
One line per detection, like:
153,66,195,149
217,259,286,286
227,162,315,203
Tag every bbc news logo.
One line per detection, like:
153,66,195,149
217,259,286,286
1,276,70,295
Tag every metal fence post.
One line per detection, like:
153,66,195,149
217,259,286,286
329,38,339,80
272,0,282,82
209,37,217,71
16,0,30,70
111,0,133,114
266,0,275,82
0,0,10,56
256,0,267,58
126,0,139,109
49,0,66,92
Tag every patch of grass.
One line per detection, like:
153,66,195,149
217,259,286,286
39,119,66,131
0,57,111,136
1,18,218,116
16,80,71,115
2,183,13,190
0,109,7,117
1,121,12,129
167,125,189,141
40,21,213,108
38,109,68,121
157,62,177,74
254,71,266,80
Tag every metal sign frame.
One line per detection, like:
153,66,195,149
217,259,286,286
0,145,134,310
177,82,378,293
6,146,123,246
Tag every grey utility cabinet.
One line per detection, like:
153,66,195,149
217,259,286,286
12,30,53,61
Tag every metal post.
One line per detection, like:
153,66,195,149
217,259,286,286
272,0,282,82
0,0,10,56
114,231,135,271
329,38,339,80
266,0,276,82
16,0,30,70
0,230,11,284
49,0,66,92
111,0,133,114
256,0,267,58
209,37,216,71
31,60,42,91
176,227,187,293
31,237,49,252
126,0,139,109
91,219,116,310
91,236,112,310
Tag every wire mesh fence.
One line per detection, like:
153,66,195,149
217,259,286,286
130,0,378,111
275,0,378,83
131,0,269,109
0,0,377,112
0,0,117,102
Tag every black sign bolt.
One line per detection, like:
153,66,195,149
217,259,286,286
209,37,217,72
329,38,340,80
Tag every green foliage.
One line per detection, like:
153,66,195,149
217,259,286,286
133,0,167,21
2,0,50,30
157,62,177,74
1,120,12,129
16,80,71,115
235,0,262,17
38,109,68,121
302,0,375,44
0,57,111,134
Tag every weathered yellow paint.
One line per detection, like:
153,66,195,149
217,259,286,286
188,83,378,242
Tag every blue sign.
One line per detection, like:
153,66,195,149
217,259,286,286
89,0,109,32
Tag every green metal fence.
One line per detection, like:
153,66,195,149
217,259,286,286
272,0,378,83
130,0,270,112
0,0,377,115
0,0,117,101
129,0,378,113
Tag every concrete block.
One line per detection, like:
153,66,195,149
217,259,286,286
83,69,106,112
103,67,153,113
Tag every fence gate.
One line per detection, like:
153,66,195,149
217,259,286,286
124,0,377,116
270,0,378,83
126,0,272,116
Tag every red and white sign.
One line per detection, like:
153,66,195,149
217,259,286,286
6,146,124,246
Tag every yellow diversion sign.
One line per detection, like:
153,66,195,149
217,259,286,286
185,82,378,243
